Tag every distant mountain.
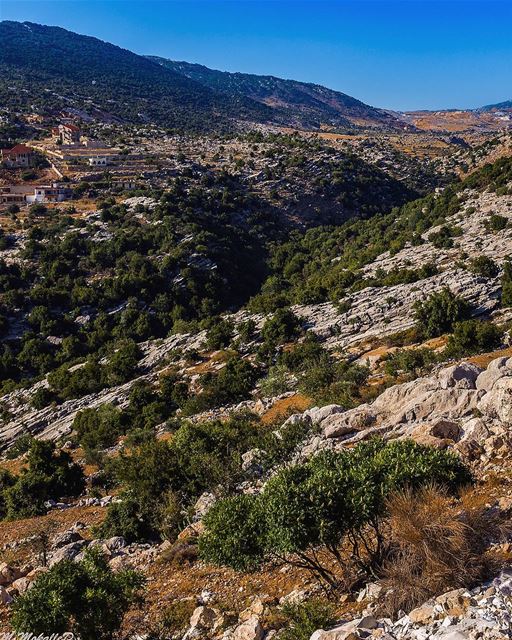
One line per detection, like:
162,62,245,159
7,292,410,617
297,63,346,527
148,56,404,131
0,21,404,133
0,21,271,132
478,100,512,112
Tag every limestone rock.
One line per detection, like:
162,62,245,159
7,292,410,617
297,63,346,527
232,616,264,640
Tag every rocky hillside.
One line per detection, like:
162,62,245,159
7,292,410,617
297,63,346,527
0,21,270,132
149,57,404,132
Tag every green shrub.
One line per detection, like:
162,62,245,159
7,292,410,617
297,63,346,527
262,308,301,346
206,318,234,350
200,439,471,586
73,404,124,451
384,348,439,378
445,320,503,357
468,255,499,278
502,260,512,307
11,548,145,639
413,288,470,338
280,599,337,640
96,494,154,543
4,440,85,519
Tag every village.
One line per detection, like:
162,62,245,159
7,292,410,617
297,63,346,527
0,118,168,211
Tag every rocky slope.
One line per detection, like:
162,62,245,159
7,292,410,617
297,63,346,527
149,57,404,132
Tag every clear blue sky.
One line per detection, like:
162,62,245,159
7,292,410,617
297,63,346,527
2,0,511,111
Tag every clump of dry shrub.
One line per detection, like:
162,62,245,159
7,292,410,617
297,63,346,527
378,484,508,617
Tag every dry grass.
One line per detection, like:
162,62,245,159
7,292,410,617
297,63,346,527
378,484,507,617
261,394,312,425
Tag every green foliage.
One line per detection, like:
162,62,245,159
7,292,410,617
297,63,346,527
199,494,265,571
11,548,145,640
485,214,508,232
502,259,512,308
383,348,439,378
468,255,499,278
445,320,503,357
4,440,85,519
280,599,337,640
182,355,260,414
5,433,36,460
206,318,234,350
200,439,471,583
261,308,301,346
413,288,470,339
73,404,124,452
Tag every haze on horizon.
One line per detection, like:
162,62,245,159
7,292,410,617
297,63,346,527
1,0,511,112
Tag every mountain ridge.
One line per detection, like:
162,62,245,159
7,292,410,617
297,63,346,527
147,55,405,131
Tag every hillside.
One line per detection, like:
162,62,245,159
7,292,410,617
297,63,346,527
148,56,406,131
479,99,512,112
0,153,512,637
0,21,271,132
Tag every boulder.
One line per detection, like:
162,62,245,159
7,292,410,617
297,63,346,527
408,603,437,624
48,540,87,567
430,419,461,441
478,376,512,423
305,405,345,424
51,529,83,550
102,536,126,553
459,417,489,443
0,585,12,604
476,357,512,392
310,616,377,640
241,448,266,476
437,363,482,390
435,588,470,616
189,605,218,630
11,577,30,594
0,562,23,585
232,616,264,640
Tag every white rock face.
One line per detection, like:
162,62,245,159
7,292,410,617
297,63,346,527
309,567,512,639
292,356,512,460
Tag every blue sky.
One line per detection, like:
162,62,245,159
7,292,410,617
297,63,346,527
2,0,511,111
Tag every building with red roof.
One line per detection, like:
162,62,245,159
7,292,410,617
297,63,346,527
1,144,35,168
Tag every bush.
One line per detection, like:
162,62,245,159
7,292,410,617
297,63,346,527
11,548,145,639
200,439,471,587
468,255,499,278
445,320,503,357
379,485,505,617
199,494,265,571
485,214,508,232
383,348,439,378
280,599,337,640
261,308,301,346
73,404,124,451
206,318,234,350
96,494,155,543
182,355,259,414
502,259,512,307
4,440,85,519
413,288,470,338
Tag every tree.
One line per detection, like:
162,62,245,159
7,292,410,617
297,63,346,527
11,548,145,640
468,255,499,278
206,318,234,350
413,288,470,338
501,259,512,308
200,440,471,588
4,440,85,519
445,320,502,357
261,308,301,346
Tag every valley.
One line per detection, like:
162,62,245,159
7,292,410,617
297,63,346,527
1,17,512,640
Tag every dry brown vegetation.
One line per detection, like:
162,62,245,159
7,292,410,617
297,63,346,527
378,485,508,617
